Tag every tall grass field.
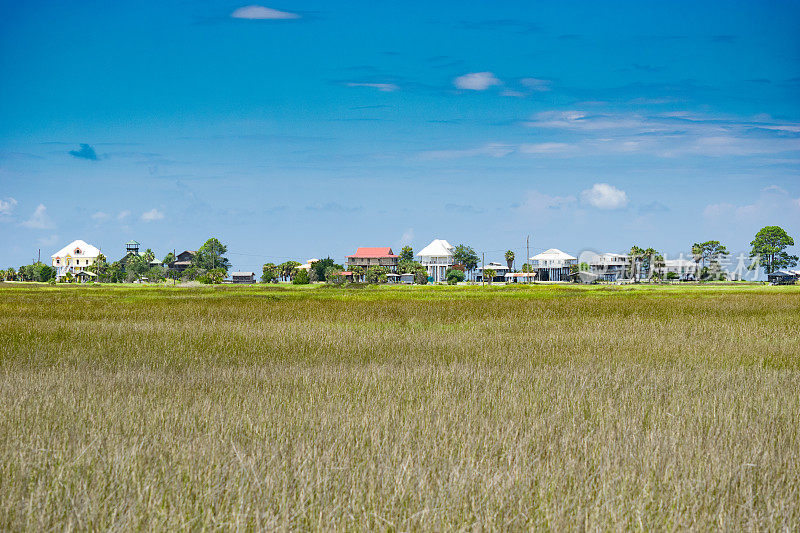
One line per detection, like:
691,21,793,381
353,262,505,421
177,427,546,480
1,283,798,530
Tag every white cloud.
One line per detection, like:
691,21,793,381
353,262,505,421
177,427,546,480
420,143,513,160
0,197,17,217
231,5,300,19
117,210,131,221
141,208,165,222
704,186,800,223
345,82,399,92
519,142,572,154
580,183,629,210
21,204,54,229
454,72,501,91
91,211,109,221
524,110,800,158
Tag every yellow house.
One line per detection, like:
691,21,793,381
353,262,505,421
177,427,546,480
51,239,101,281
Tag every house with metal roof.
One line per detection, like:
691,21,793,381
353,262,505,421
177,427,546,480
529,248,577,281
417,239,455,283
346,247,399,271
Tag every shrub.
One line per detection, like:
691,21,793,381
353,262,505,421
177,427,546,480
446,268,465,285
293,269,310,285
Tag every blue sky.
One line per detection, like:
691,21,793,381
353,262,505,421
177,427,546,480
1,0,799,271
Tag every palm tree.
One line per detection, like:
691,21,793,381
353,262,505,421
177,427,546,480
505,250,515,271
643,247,658,280
628,246,645,282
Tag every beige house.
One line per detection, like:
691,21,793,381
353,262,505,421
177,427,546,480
51,240,101,281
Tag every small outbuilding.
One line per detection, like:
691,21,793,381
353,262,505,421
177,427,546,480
400,273,414,284
767,270,797,285
231,271,256,284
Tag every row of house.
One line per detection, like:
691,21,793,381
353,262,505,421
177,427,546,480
343,241,709,283
48,237,761,284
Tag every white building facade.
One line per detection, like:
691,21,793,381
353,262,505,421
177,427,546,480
51,240,102,281
529,248,577,282
417,239,454,283
588,253,630,282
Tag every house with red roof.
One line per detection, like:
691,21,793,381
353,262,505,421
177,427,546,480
345,247,399,272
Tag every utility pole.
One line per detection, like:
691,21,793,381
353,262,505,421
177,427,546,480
526,235,530,283
482,252,485,287
38,249,41,264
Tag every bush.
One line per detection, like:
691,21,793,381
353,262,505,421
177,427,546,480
414,270,428,285
446,268,465,285
293,269,310,285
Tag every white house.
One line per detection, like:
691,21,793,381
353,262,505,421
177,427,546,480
529,248,577,282
476,261,510,282
297,258,319,272
587,252,630,282
51,239,102,281
658,259,697,280
417,239,454,283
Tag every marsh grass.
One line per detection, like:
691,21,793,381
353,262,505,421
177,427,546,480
0,284,798,529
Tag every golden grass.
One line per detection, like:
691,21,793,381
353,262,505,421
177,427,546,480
0,283,798,530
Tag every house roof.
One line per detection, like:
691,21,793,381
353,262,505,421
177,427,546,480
231,272,255,277
51,240,101,259
530,248,577,261
505,272,537,278
125,240,140,246
347,247,398,258
417,239,454,258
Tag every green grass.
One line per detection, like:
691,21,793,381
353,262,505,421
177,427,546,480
1,283,799,529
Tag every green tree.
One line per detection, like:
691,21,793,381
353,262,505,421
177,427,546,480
163,251,176,265
749,226,798,274
414,269,428,285
310,257,342,282
399,246,414,262
195,238,231,272
628,246,646,282
6,267,16,281
483,268,496,285
261,262,279,283
365,266,389,284
453,244,479,280
350,265,364,282
278,261,301,282
292,268,310,285
446,268,465,285
692,240,729,280
505,250,515,271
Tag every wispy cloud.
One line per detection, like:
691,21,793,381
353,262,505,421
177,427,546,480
420,143,513,160
305,202,362,213
523,110,800,158
519,142,572,154
454,72,501,91
580,183,629,210
69,143,99,160
0,197,17,217
37,234,59,246
117,210,131,221
231,5,300,20
513,190,577,212
91,211,109,221
445,203,485,215
21,204,54,229
345,82,399,92
704,186,800,223
520,78,552,92
141,208,165,222
399,228,414,246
